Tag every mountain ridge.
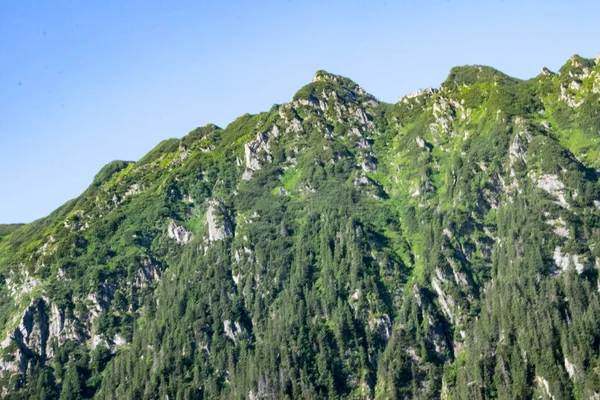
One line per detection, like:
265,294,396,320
1,54,600,399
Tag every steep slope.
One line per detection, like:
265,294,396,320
1,56,600,399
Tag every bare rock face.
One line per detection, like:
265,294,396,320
509,131,529,164
403,87,437,103
223,320,244,344
553,247,592,274
48,303,64,342
416,136,430,152
14,300,49,357
134,258,161,288
168,221,192,244
0,299,75,377
546,217,570,238
242,132,271,180
369,314,392,342
559,85,584,108
207,200,233,242
361,155,377,173
537,174,569,208
87,284,116,322
432,277,457,324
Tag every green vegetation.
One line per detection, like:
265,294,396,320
2,57,600,399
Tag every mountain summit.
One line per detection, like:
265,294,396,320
2,55,600,399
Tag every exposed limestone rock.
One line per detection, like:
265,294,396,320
112,334,127,347
351,107,376,130
413,285,423,308
410,185,421,198
546,217,570,238
402,88,437,103
430,96,454,135
509,123,531,165
541,67,554,76
135,258,161,288
63,210,90,231
312,71,339,84
0,298,82,377
534,375,555,400
565,358,576,379
37,236,56,257
15,301,48,355
368,314,391,342
361,155,377,173
537,174,569,208
206,200,233,242
482,187,500,210
242,132,271,180
223,320,244,344
448,261,469,286
6,272,40,304
293,98,319,109
416,136,430,151
124,183,142,198
167,221,192,244
509,137,525,163
48,303,63,342
356,136,370,150
270,124,280,138
47,303,81,356
553,247,591,274
594,73,600,95
87,285,116,321
89,334,109,350
568,77,581,90
287,118,303,133
353,172,371,187
432,277,457,324
560,85,584,108
0,304,45,376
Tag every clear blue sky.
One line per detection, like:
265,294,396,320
1,0,599,223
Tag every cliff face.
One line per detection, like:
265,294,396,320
2,56,600,399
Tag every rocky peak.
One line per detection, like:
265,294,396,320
559,54,596,77
4,57,600,399
540,67,555,77
402,87,437,103
442,65,520,90
294,70,378,107
180,123,222,150
312,70,353,85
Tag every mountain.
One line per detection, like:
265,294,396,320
1,55,600,399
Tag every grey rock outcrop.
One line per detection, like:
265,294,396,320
0,298,81,377
223,320,244,344
135,258,161,288
369,314,392,342
242,132,271,180
416,136,431,152
207,200,233,242
168,221,192,244
537,174,569,208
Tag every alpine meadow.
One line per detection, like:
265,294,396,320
3,55,600,399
